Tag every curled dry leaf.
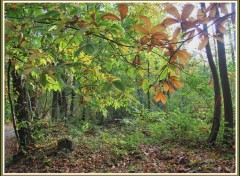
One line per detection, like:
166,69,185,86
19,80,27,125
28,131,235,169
185,29,195,43
118,4,128,20
198,36,209,50
165,4,181,19
102,13,120,21
181,4,195,20
162,18,179,25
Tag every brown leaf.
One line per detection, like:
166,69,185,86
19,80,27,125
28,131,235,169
171,79,184,88
163,82,169,92
154,84,160,92
173,28,181,38
165,4,180,19
198,36,209,50
218,25,227,34
102,13,120,21
118,4,128,20
141,36,150,44
152,33,169,41
133,25,149,34
181,21,195,31
140,15,151,33
213,35,224,43
154,92,162,102
209,4,217,17
197,9,206,20
151,23,166,34
178,50,191,58
181,4,194,20
168,82,175,93
162,18,179,25
160,92,167,104
185,29,195,43
220,3,228,15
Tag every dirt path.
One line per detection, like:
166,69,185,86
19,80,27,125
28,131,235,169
4,123,18,159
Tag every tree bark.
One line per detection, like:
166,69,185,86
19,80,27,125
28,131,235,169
215,6,234,145
200,3,221,145
52,91,59,120
11,68,32,150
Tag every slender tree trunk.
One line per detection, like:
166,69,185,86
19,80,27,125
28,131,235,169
227,20,235,65
147,60,151,110
52,91,59,120
70,78,75,116
215,7,234,145
231,3,236,49
201,3,221,145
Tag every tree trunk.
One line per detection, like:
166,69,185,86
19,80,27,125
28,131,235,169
70,78,75,117
11,68,32,151
200,3,221,145
215,6,234,145
52,91,59,120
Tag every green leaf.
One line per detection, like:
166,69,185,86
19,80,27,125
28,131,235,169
159,66,168,80
142,79,149,91
74,46,84,57
113,80,125,91
40,74,47,87
85,44,95,55
99,82,112,92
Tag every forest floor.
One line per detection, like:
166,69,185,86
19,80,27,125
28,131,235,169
5,122,235,173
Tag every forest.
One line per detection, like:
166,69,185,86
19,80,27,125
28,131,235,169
3,2,237,173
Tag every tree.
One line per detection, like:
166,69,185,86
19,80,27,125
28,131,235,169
200,3,221,145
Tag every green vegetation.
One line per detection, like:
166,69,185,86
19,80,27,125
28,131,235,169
4,2,236,173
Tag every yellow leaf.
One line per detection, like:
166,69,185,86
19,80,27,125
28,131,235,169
118,4,128,20
151,23,166,34
198,36,209,50
163,82,169,92
162,18,179,25
181,4,194,20
133,25,148,35
165,4,180,19
140,15,151,33
102,13,120,21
